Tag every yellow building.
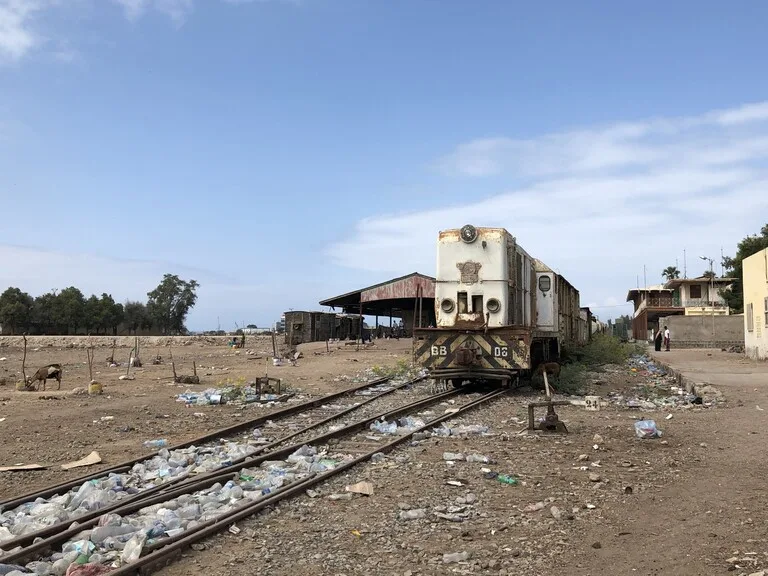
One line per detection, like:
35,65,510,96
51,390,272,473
743,247,768,360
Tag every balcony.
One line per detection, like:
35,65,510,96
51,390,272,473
674,298,728,308
633,297,682,318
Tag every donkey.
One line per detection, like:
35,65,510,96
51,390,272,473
27,364,63,391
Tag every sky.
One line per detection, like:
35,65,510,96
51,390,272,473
1,0,768,330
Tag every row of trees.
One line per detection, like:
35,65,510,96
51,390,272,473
0,274,199,336
660,224,768,313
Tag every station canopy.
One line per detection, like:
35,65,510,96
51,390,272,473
319,272,436,317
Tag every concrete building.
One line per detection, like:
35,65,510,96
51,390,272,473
627,276,735,341
743,247,768,360
664,277,733,316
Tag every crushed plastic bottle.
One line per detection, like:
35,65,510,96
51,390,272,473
497,474,519,485
142,439,168,449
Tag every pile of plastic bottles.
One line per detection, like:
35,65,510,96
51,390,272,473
369,416,426,435
4,446,348,575
0,443,261,545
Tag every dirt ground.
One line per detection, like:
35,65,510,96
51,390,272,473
2,341,767,576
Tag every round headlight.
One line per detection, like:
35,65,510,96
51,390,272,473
440,298,455,313
487,298,501,313
460,224,478,243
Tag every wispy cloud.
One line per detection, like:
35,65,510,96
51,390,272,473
327,101,768,318
111,0,194,26
0,0,292,63
0,0,46,62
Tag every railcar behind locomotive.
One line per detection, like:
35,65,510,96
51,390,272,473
412,224,583,387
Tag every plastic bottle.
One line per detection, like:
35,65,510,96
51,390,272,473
497,474,519,485
143,439,168,449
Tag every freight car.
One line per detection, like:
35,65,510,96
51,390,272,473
412,224,585,387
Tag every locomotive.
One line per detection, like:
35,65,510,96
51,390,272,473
412,224,584,387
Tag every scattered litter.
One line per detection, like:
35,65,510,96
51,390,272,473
0,463,46,472
345,481,374,496
634,419,662,439
61,451,102,470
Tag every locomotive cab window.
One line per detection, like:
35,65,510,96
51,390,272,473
539,276,551,292
472,295,483,313
457,292,468,313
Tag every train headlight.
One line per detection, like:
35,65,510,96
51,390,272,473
460,224,478,243
487,298,501,313
440,298,455,313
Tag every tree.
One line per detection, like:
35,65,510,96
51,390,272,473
662,266,681,281
146,274,199,335
0,287,34,334
721,223,768,313
246,324,257,329
124,301,149,335
55,287,86,335
702,270,716,279
97,294,123,335
84,295,101,334
31,292,58,334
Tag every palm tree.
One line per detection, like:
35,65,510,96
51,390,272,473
662,266,681,281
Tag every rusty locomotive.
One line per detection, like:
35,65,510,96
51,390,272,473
412,224,585,387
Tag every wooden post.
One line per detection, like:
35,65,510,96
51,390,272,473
172,361,178,381
192,361,197,376
22,334,27,385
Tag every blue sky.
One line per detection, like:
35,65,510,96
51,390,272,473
2,0,768,330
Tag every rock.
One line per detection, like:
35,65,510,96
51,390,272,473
589,473,601,482
550,506,562,520
593,433,604,444
465,493,477,504
577,454,589,461
591,542,602,549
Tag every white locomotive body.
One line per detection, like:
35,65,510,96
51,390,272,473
414,224,585,386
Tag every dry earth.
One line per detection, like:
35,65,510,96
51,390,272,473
1,339,766,576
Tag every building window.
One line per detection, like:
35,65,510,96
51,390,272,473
689,284,702,299
747,303,754,332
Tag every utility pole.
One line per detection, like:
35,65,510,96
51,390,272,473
700,256,715,337
643,265,647,289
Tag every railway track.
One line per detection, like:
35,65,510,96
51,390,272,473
0,376,421,554
0,384,505,575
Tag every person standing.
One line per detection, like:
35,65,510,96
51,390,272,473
663,325,670,351
654,328,663,352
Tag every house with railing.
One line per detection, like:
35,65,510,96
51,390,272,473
626,276,735,341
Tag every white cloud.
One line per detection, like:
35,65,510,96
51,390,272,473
0,0,45,61
111,0,193,25
326,101,768,320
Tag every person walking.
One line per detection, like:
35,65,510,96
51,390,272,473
663,325,670,351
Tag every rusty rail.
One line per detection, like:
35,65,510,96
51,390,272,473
0,375,425,553
104,387,507,575
3,382,462,566
0,377,393,511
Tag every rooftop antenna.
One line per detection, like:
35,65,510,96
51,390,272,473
720,246,724,277
643,265,646,289
683,249,687,279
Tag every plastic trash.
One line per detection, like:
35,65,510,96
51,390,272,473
142,439,168,449
465,454,490,463
398,509,427,520
634,419,662,439
497,474,519,485
443,452,465,461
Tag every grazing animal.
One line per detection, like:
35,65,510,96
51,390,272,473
28,364,63,391
533,361,561,380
